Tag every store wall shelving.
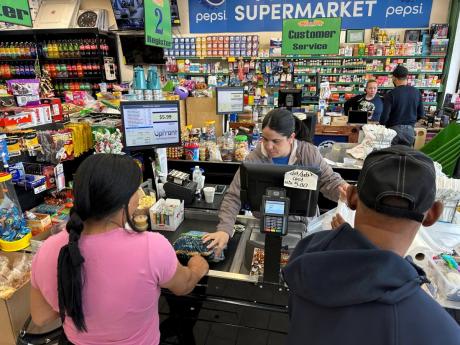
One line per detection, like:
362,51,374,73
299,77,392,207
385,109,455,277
0,28,120,97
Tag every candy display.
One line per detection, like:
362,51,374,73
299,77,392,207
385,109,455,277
0,253,32,299
93,128,123,154
0,173,31,245
234,135,249,162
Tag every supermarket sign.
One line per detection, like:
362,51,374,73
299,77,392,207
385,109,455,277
188,0,433,33
282,18,341,55
0,0,32,27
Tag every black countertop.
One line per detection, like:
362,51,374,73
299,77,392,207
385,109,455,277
186,184,227,211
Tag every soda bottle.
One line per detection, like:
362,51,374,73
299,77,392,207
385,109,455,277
85,40,91,57
77,63,83,78
79,39,85,57
90,39,97,56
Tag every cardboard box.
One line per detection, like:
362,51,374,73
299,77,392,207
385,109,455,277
331,116,349,126
0,108,33,127
0,251,32,345
26,104,52,125
40,98,63,122
150,199,184,231
27,213,52,236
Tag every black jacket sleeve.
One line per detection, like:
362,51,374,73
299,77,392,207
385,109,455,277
344,95,362,115
380,92,392,126
417,91,425,120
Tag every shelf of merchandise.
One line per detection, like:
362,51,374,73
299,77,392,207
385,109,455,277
378,86,441,90
0,28,120,98
168,55,446,60
300,101,438,105
168,72,229,76
295,71,444,76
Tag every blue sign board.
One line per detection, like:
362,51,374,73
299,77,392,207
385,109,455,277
189,0,433,33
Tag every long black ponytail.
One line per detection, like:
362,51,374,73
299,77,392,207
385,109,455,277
262,109,311,142
57,154,142,332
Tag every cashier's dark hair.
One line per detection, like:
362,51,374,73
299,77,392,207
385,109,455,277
57,154,142,332
262,109,310,142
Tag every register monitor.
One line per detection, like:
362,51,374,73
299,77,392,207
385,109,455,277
216,87,244,114
120,100,181,150
240,162,320,217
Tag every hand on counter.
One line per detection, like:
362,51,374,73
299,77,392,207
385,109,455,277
331,213,346,229
202,231,230,257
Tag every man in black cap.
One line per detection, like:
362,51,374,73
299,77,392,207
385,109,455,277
283,146,460,345
379,65,425,146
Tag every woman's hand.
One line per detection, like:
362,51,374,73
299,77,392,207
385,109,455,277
338,183,351,202
331,213,346,229
202,231,230,257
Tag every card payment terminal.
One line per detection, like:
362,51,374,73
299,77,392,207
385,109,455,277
260,188,290,236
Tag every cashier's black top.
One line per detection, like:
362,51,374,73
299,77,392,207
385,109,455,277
282,224,460,345
379,85,425,127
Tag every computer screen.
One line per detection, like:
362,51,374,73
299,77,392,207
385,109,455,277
121,101,181,150
240,162,320,217
216,87,244,114
348,110,368,124
278,89,302,109
119,35,165,65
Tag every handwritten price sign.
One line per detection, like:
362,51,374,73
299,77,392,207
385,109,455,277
284,169,318,191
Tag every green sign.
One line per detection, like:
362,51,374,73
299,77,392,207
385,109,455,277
0,0,32,27
145,0,172,49
282,18,341,56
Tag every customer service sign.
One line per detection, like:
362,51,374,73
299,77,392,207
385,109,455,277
189,0,432,33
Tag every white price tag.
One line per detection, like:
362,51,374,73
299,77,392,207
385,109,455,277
284,169,318,191
34,184,47,194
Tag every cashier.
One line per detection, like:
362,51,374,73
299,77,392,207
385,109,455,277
343,79,383,122
203,109,350,255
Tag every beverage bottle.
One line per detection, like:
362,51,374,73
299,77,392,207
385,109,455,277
85,40,91,57
77,63,83,78
192,166,203,197
73,40,79,57
54,41,60,58
90,39,97,56
79,40,85,57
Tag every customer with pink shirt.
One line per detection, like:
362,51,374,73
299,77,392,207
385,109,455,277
30,154,209,345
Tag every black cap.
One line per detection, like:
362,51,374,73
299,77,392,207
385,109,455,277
392,65,408,79
357,146,436,222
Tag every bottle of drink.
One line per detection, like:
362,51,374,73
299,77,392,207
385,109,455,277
192,166,203,198
78,40,86,57
85,40,91,57
90,39,97,56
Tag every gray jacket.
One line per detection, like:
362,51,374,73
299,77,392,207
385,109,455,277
216,140,346,236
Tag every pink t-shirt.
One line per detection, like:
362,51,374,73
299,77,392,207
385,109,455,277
31,228,178,345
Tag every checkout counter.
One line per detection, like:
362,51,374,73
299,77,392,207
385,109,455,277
158,148,460,345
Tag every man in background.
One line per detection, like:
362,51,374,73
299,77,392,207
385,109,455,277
283,146,460,345
380,65,424,146
344,79,383,121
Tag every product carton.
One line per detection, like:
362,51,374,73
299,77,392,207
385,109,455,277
0,252,32,345
150,198,184,231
